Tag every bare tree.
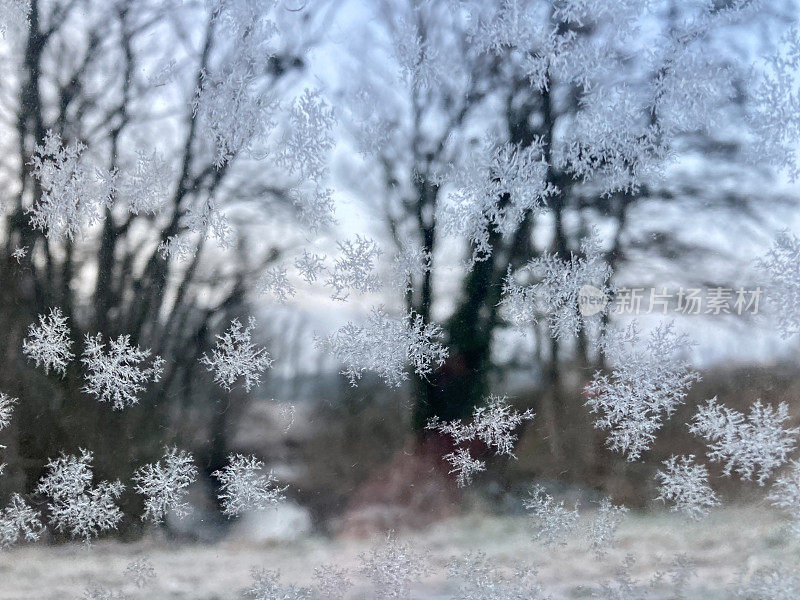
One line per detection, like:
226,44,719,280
0,0,336,522
338,0,796,478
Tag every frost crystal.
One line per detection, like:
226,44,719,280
592,555,642,600
393,16,443,91
183,198,234,248
0,393,17,431
212,454,286,517
0,494,43,548
443,138,556,262
132,447,198,523
748,29,800,180
768,461,800,538
313,565,353,600
294,250,326,284
11,245,27,263
28,131,116,241
158,234,194,260
326,236,383,301
464,395,535,454
441,448,486,488
358,533,431,600
586,321,700,461
23,308,74,377
277,89,336,184
733,567,800,600
36,449,124,542
200,317,273,392
500,231,612,339
428,396,534,487
316,307,447,388
81,582,122,600
257,267,296,303
524,484,579,546
656,455,720,520
390,242,431,293
245,568,310,600
119,151,172,215
690,397,799,486
0,0,30,37
125,558,157,589
192,44,278,168
82,334,165,410
756,231,800,338
587,498,628,556
448,552,549,600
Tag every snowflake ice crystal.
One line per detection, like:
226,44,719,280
690,397,799,485
23,308,74,377
132,447,198,523
212,454,286,518
200,317,273,392
82,334,165,409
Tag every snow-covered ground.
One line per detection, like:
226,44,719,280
0,505,796,599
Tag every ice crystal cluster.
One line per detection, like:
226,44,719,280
587,498,628,557
245,568,311,600
326,236,383,301
201,317,273,392
82,334,165,410
500,231,613,339
768,461,800,537
756,231,800,338
0,0,30,37
690,398,799,486
427,395,534,486
448,552,549,600
442,138,556,262
358,533,431,600
0,494,43,548
0,392,16,431
212,454,286,517
317,307,448,388
28,132,116,242
22,308,74,377
656,455,720,520
523,483,580,547
125,558,157,589
132,447,198,523
586,322,700,461
35,449,124,542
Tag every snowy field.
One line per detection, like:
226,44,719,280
0,505,796,599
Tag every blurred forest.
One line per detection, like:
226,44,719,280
0,0,799,543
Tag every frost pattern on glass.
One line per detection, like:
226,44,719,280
132,447,198,523
756,231,800,338
656,455,720,520
22,308,74,377
35,449,124,542
690,397,799,486
212,454,286,518
28,131,116,241
82,334,165,410
523,483,579,547
768,461,800,538
0,494,43,548
316,307,448,388
427,395,534,486
200,317,273,392
501,230,612,339
586,321,700,460
358,533,431,600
